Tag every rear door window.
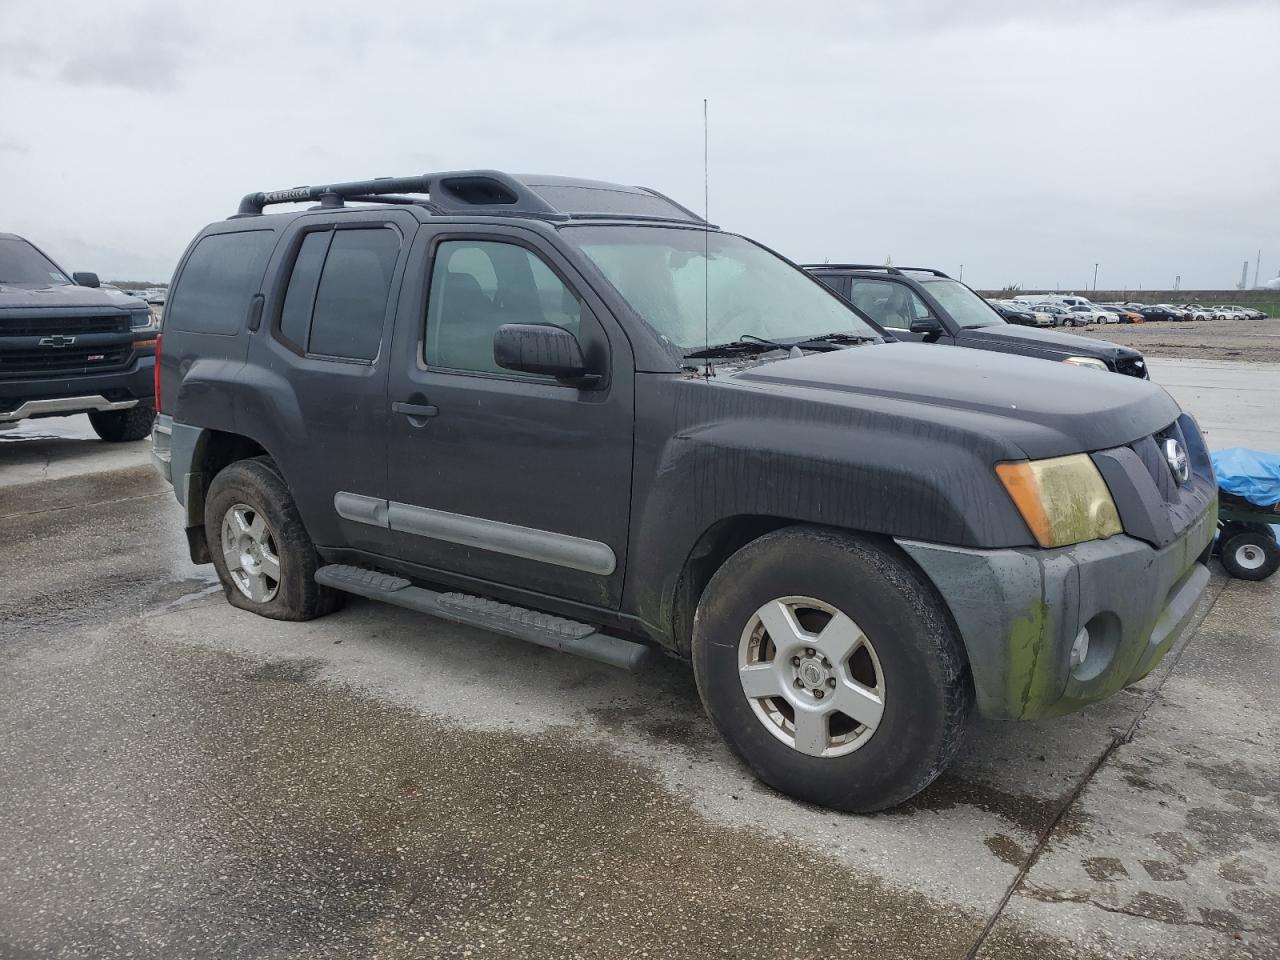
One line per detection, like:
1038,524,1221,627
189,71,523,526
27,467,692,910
167,231,274,335
276,226,402,362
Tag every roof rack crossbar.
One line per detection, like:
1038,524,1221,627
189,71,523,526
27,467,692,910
233,170,563,219
800,264,952,279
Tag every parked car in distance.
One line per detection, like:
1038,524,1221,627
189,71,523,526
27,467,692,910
153,170,1212,813
0,232,159,439
1139,304,1187,322
805,264,1148,376
1098,304,1144,323
1062,304,1116,325
989,300,1050,327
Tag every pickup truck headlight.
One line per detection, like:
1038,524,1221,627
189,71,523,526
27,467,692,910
996,454,1122,548
1062,356,1108,372
130,308,158,331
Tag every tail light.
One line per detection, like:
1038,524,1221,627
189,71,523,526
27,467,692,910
153,333,163,414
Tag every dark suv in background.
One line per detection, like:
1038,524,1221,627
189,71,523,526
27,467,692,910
0,233,160,440
805,264,1149,378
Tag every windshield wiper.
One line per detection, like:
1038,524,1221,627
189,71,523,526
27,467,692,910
794,332,881,348
684,334,801,360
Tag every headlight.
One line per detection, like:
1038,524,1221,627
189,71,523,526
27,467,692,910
995,454,1122,548
1062,356,1108,371
130,308,157,330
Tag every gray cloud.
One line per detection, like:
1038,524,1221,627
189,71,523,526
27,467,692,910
0,0,1276,288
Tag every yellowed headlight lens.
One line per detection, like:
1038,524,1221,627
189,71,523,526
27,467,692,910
995,454,1122,548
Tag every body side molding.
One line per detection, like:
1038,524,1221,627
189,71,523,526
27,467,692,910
334,492,617,576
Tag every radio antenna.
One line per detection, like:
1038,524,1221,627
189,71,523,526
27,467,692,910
702,97,712,379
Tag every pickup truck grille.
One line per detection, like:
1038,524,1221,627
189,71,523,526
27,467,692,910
1,314,130,336
0,344,132,376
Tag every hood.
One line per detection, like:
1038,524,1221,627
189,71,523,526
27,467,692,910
0,281,145,312
728,342,1181,460
959,322,1142,360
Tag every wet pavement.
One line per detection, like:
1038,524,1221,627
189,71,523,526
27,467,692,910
1,362,1277,959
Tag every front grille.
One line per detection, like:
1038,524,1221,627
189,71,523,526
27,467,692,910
0,314,129,336
1115,357,1148,379
0,345,131,376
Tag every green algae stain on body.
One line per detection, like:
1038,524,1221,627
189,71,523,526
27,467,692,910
1007,599,1055,719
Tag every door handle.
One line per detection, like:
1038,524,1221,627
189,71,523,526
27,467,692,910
392,401,439,420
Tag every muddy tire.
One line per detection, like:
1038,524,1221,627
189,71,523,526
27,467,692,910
88,404,155,442
205,457,344,620
691,526,974,813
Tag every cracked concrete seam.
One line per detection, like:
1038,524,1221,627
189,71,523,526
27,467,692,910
960,574,1232,960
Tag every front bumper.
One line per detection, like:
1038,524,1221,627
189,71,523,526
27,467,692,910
0,355,155,421
898,504,1215,720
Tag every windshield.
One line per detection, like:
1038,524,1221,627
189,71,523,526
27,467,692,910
918,278,1004,329
564,225,881,352
0,237,71,285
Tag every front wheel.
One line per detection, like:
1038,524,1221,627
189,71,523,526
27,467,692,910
88,404,155,442
692,527,973,813
205,458,344,620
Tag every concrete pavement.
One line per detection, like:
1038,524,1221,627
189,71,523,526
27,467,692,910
0,358,1277,959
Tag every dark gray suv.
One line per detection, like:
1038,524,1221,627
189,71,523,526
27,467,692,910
805,264,1149,378
153,170,1214,812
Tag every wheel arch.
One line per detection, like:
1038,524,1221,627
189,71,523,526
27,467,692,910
178,428,272,563
667,517,971,671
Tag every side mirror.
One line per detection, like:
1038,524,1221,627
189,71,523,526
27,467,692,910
494,323,599,385
72,271,100,288
909,316,943,338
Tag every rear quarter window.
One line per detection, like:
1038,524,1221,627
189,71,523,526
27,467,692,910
166,230,274,335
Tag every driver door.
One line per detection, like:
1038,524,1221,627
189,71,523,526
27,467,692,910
383,225,635,608
848,279,940,342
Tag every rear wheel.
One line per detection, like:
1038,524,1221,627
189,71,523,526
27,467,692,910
88,404,154,442
692,526,973,812
205,457,344,620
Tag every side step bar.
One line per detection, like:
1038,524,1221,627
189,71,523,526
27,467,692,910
314,564,652,671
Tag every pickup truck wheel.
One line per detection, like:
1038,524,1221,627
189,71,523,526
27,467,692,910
88,404,155,442
204,458,344,621
692,526,973,812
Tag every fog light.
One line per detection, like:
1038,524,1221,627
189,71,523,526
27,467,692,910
1070,627,1090,670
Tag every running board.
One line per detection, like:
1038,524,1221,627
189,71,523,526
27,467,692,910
314,564,651,671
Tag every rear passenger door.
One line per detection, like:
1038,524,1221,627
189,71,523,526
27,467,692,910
242,210,418,556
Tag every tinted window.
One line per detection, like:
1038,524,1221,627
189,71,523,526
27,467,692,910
848,279,929,330
279,231,330,349
307,228,401,361
167,231,273,335
0,237,70,285
425,240,581,375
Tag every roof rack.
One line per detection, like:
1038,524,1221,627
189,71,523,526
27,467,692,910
231,169,708,224
800,263,951,279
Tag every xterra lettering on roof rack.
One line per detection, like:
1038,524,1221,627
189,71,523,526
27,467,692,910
232,170,710,225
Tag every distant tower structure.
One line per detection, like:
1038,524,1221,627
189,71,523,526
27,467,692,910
1240,260,1250,289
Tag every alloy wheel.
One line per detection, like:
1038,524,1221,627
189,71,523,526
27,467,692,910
737,596,885,757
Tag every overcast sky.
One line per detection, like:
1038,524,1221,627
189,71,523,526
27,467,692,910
2,0,1277,290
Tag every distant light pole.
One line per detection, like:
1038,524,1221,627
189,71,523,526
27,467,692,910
959,264,964,282
1093,263,1099,292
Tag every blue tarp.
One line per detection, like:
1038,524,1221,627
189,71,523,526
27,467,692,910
1213,447,1280,507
